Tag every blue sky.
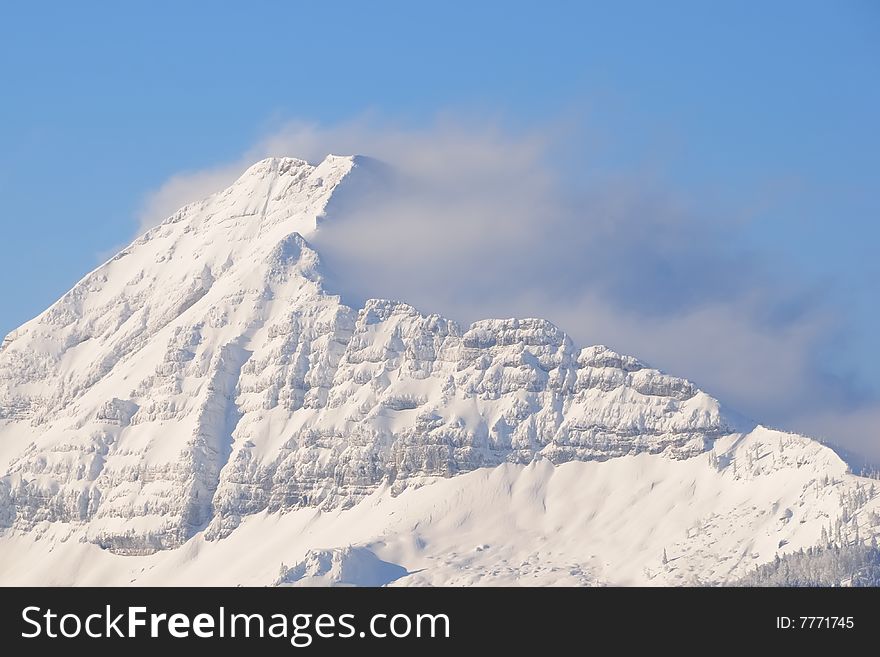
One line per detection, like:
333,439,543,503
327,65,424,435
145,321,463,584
0,2,878,453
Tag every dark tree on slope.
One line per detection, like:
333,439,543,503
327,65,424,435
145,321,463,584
733,543,880,587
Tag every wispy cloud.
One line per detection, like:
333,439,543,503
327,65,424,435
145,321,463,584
133,115,879,460
136,163,247,232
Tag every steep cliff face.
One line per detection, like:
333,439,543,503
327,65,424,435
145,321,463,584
0,155,876,579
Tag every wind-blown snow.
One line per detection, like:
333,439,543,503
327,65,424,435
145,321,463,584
0,154,877,585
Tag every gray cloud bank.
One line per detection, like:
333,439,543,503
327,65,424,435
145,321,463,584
136,117,879,461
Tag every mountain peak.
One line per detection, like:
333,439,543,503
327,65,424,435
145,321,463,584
137,152,362,244
234,154,359,186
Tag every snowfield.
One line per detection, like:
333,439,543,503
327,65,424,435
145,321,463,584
0,155,877,585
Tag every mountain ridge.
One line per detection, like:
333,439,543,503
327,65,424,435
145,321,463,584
0,154,876,584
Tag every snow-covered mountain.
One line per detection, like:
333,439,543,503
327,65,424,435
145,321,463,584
0,155,877,585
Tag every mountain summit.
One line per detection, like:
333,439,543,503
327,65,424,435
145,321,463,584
0,155,877,585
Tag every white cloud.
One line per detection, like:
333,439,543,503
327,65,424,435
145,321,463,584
136,163,246,232
793,406,880,462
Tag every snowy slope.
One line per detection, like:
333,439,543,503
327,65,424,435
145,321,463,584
0,155,877,585
0,427,876,586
